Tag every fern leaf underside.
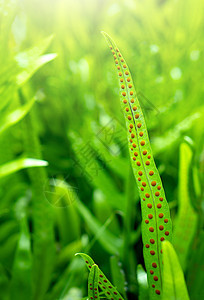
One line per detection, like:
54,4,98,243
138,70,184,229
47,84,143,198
76,253,124,300
102,32,172,298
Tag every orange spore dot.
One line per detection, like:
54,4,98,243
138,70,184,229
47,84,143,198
147,203,152,208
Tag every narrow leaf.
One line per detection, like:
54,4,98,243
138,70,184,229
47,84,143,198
137,264,149,300
0,158,48,178
173,143,198,270
102,32,172,299
0,97,35,134
162,241,190,300
88,264,100,300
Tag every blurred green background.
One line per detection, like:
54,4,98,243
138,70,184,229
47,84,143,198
0,0,203,299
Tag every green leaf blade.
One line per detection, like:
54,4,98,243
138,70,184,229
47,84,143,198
162,241,190,300
102,32,172,299
88,264,100,300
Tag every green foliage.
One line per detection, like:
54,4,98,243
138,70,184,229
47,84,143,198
162,241,190,300
102,31,172,299
10,217,32,300
0,0,203,299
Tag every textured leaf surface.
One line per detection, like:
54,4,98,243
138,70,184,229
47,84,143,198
102,32,172,299
88,264,100,300
162,241,190,300
173,143,198,270
76,253,124,300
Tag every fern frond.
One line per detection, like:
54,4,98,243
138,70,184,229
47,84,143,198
76,253,124,300
102,32,172,299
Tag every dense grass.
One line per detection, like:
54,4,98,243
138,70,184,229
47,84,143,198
0,0,203,299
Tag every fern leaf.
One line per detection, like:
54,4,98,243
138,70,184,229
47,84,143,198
102,32,172,299
88,264,100,300
76,253,124,300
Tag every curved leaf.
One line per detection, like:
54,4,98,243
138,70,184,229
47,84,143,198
76,253,124,300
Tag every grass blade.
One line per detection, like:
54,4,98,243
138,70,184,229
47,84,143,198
162,241,190,300
0,158,48,178
102,32,172,298
0,97,35,135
